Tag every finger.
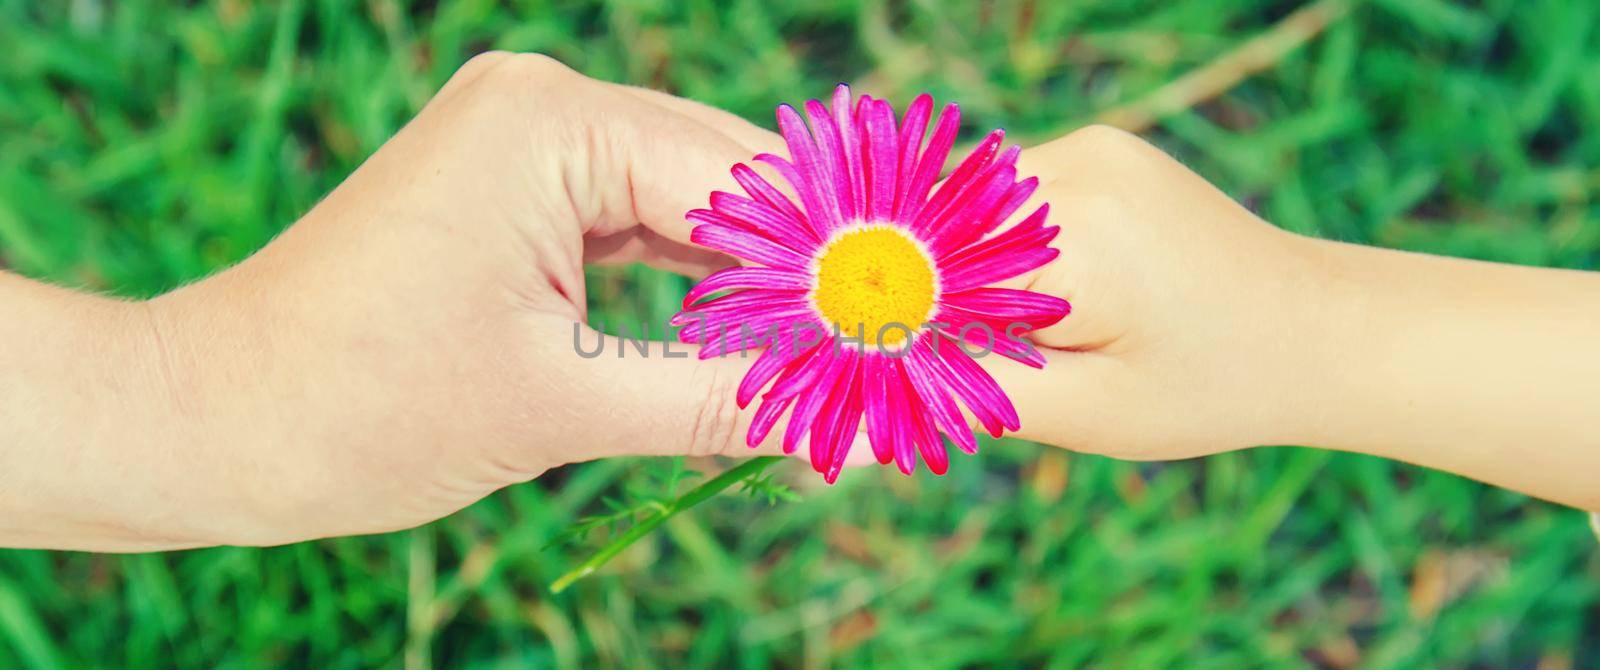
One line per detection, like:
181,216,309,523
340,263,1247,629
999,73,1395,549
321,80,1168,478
583,227,737,279
609,83,787,157
1008,126,1185,352
575,100,748,245
561,81,793,275
975,347,1124,453
582,79,806,249
611,85,800,208
1008,192,1116,353
576,332,1115,467
561,327,880,471
569,89,807,282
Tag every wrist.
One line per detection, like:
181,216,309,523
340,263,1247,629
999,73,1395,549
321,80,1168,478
138,270,312,546
1223,231,1416,453
1271,236,1483,455
1265,235,1600,509
0,274,262,550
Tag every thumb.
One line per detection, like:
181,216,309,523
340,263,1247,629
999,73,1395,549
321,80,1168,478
558,324,879,467
977,347,1127,455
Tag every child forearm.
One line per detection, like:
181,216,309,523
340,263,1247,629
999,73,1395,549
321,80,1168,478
1294,239,1600,510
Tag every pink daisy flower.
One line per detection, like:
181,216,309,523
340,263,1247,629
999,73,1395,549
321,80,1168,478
673,85,1070,482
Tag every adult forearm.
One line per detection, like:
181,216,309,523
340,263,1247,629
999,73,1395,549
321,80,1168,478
1294,239,1600,509
0,273,235,550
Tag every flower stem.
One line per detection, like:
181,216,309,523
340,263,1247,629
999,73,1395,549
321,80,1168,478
549,456,785,593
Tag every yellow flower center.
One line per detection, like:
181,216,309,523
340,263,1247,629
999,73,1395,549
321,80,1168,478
810,225,937,347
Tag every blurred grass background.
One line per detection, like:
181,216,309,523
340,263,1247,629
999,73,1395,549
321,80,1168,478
2,0,1599,667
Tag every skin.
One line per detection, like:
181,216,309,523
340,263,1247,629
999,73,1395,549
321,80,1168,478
1,54,1596,551
995,128,1600,514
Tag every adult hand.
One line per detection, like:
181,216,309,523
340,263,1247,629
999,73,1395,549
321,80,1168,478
3,53,792,550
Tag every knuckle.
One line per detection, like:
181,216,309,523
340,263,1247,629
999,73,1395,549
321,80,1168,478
441,53,590,132
687,363,743,458
1066,123,1140,149
494,52,578,83
458,50,514,76
450,52,581,94
1036,124,1157,170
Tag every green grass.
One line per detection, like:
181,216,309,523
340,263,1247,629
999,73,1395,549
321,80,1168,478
3,0,1599,667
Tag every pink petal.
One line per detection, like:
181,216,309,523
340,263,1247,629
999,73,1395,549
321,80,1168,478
755,153,846,242
803,99,854,229
690,224,810,270
674,300,810,347
877,358,916,474
861,355,897,465
932,173,1037,255
833,85,864,222
731,163,819,244
686,208,807,253
912,345,1002,437
739,342,811,407
903,340,979,455
990,176,1039,233
774,106,844,233
862,99,899,223
899,103,960,223
784,348,850,455
941,288,1072,329
747,395,793,447
945,247,1059,293
709,191,822,253
931,318,1047,369
930,339,1021,434
824,382,864,483
683,266,810,307
893,94,933,220
921,163,1017,249
814,353,863,482
764,338,838,402
915,140,1016,234
699,317,817,359
885,359,928,474
673,289,807,322
901,364,950,474
938,205,1060,291
910,129,1003,234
